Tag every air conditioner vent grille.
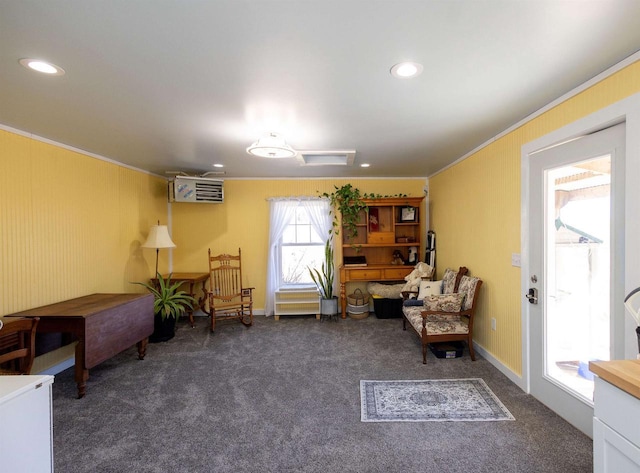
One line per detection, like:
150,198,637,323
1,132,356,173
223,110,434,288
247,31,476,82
169,176,224,203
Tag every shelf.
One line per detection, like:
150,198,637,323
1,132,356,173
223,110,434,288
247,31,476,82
338,196,424,318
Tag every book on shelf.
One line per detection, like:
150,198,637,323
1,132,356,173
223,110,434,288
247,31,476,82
343,256,367,267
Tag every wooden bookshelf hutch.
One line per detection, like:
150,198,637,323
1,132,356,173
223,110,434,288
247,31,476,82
338,196,424,318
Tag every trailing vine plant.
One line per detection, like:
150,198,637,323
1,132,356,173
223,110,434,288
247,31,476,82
319,184,408,240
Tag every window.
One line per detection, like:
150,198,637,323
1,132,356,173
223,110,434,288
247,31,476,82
280,206,324,287
265,198,331,315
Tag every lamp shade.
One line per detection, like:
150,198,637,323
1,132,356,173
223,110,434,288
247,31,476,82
142,225,176,249
246,132,296,158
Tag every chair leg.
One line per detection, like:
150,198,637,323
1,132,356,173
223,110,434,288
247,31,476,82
422,341,428,364
468,336,476,361
210,309,216,333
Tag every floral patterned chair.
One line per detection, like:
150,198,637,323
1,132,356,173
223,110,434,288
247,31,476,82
401,267,483,364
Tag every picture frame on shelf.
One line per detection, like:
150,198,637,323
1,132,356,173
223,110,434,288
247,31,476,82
400,206,416,222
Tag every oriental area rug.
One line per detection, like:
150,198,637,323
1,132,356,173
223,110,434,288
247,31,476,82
360,378,515,422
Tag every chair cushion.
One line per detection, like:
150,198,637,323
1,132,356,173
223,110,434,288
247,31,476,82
423,293,465,312
402,305,469,335
442,268,458,294
417,280,442,300
457,275,480,311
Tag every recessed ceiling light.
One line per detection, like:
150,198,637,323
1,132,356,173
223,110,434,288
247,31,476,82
390,62,423,79
213,164,224,168
19,58,65,76
360,163,370,168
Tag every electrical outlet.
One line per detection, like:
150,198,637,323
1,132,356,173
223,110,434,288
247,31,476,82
491,318,497,331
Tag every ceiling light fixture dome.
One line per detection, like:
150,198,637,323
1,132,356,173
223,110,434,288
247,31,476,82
390,61,423,79
246,132,296,158
19,58,65,76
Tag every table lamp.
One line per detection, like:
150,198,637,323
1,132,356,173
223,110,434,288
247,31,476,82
142,221,176,277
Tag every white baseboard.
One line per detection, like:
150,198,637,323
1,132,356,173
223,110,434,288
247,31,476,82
473,341,527,392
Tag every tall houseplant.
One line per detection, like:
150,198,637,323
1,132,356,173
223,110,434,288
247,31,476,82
309,238,338,316
134,273,196,342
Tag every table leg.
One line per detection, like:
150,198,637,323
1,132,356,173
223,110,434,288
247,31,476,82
74,337,89,399
187,281,196,327
137,338,148,359
340,282,347,319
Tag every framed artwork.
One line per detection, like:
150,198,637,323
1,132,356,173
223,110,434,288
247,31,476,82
401,206,416,222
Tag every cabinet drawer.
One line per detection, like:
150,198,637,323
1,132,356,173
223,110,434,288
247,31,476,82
348,269,382,280
383,268,411,280
367,232,395,244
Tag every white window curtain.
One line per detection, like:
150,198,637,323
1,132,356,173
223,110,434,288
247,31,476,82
265,198,331,316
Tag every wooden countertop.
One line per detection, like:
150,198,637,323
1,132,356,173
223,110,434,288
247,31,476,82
590,360,640,400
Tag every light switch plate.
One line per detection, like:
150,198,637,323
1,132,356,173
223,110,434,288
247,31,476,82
511,253,521,267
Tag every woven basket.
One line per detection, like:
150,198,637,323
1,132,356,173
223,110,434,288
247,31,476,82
347,303,369,319
347,288,369,306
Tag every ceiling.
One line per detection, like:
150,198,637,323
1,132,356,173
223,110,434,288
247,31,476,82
2,1,640,179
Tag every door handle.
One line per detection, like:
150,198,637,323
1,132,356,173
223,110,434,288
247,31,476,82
526,288,538,304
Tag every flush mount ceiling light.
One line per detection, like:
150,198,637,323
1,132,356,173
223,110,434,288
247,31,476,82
19,58,65,76
246,132,296,158
390,61,423,79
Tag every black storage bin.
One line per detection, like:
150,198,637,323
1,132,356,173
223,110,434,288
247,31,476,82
429,342,464,359
373,297,403,319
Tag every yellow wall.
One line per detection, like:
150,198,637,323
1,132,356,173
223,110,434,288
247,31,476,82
0,129,169,369
429,60,640,376
171,179,426,309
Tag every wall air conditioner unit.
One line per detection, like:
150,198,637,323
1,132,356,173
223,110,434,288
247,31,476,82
169,176,224,203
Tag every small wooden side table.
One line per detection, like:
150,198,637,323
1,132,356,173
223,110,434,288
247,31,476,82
152,273,209,327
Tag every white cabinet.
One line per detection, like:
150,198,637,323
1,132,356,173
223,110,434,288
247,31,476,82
274,288,321,320
593,374,640,472
0,375,54,473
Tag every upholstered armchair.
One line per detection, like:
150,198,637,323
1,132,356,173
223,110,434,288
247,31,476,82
402,267,483,364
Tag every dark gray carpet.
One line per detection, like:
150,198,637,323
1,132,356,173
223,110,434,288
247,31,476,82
52,315,592,472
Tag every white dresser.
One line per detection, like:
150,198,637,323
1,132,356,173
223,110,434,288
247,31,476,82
591,361,640,473
0,375,54,472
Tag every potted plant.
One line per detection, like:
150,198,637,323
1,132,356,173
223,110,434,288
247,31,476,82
309,238,338,317
133,273,196,342
320,184,408,241
321,184,371,240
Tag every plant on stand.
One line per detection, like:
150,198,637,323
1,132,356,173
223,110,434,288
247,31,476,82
134,273,196,342
309,238,338,318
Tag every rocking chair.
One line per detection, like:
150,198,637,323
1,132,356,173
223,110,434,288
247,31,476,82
206,248,254,333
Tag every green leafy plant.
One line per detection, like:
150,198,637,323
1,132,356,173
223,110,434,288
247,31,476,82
320,184,409,240
133,273,196,323
308,238,334,299
320,184,370,240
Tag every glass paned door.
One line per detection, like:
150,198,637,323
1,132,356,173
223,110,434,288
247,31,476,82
527,123,624,436
545,157,611,402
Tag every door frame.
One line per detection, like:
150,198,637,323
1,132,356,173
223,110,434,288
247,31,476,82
520,93,640,413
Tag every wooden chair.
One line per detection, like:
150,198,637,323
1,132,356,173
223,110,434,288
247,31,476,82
402,267,482,363
206,248,254,333
0,317,39,375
